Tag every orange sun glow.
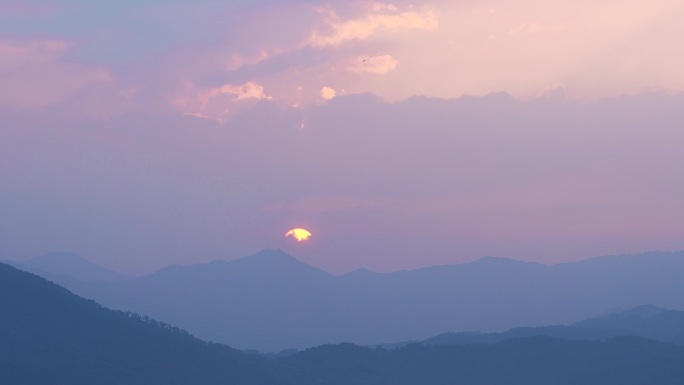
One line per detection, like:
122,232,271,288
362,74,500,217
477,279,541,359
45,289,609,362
285,228,312,242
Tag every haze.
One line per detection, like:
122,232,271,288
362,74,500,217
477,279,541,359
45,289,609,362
1,0,683,275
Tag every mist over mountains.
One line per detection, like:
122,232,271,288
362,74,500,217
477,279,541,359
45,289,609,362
4,261,684,385
12,250,684,352
16,252,129,283
0,262,279,385
392,304,684,349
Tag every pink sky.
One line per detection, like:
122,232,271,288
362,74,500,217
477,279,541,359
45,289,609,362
1,0,683,274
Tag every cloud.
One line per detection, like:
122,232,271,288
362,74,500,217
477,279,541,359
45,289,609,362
3,0,684,275
172,81,273,121
346,54,399,74
368,3,399,13
0,39,69,71
0,38,113,109
181,112,213,120
100,3,432,109
306,6,438,48
4,0,684,120
321,86,337,100
226,48,284,71
205,82,272,103
2,91,684,272
509,21,569,35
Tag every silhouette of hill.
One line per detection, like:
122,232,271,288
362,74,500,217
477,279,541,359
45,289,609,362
379,305,684,349
279,337,684,385
574,305,684,344
17,249,684,352
0,262,282,385
4,261,684,384
420,326,636,346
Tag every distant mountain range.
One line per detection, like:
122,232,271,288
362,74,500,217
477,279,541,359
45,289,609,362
11,250,684,352
0,262,279,385
388,304,684,349
4,261,684,385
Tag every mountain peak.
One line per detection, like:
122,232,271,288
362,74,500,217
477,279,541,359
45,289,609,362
232,249,306,267
228,249,331,278
242,248,297,262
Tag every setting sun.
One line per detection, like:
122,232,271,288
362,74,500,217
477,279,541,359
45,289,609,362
285,228,312,242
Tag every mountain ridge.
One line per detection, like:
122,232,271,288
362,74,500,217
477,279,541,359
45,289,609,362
5,261,684,384
13,249,684,352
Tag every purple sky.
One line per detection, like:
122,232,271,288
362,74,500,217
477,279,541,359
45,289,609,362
1,0,684,275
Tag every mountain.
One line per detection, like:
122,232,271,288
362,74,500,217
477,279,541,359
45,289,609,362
50,249,336,350
409,305,684,347
419,326,636,347
280,337,684,385
0,262,283,385
574,305,684,344
5,261,684,384
18,252,129,283
21,249,684,352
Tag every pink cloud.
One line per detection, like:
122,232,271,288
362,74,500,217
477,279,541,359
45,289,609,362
205,82,272,102
139,2,440,111
226,48,284,71
0,38,113,109
320,86,337,100
509,21,569,35
367,3,399,12
2,90,683,272
346,54,399,74
0,39,69,71
306,6,438,48
172,81,273,121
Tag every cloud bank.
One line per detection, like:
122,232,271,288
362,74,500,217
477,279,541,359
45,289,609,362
2,0,684,273
2,91,683,273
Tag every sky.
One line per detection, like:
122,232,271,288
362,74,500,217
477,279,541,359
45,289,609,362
1,0,684,275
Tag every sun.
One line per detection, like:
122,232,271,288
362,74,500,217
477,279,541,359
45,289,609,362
285,228,312,242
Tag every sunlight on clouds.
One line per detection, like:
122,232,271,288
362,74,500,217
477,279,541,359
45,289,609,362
306,6,438,48
368,3,398,12
14,0,681,116
167,2,439,109
181,112,212,120
201,81,272,106
172,80,273,121
509,21,569,35
321,86,337,100
366,0,684,100
346,54,398,74
226,49,284,71
160,0,684,112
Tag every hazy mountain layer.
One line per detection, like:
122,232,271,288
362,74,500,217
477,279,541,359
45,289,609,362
4,262,684,385
0,262,281,385
394,305,684,348
281,338,684,385
16,250,684,352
